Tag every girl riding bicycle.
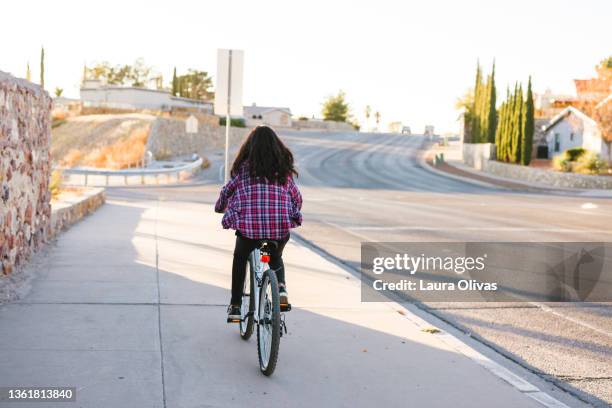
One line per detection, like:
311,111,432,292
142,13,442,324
215,125,303,321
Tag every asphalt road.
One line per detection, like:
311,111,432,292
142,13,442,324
286,130,612,407
111,130,611,407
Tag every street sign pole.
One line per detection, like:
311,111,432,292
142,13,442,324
216,48,243,183
224,50,233,184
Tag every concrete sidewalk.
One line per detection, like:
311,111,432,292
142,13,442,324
0,196,556,407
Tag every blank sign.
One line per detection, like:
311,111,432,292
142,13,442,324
215,49,244,117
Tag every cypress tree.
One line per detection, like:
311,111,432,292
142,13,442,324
26,63,31,81
178,76,184,98
504,87,512,161
470,62,482,143
496,94,508,161
40,47,45,89
507,84,518,163
495,101,502,159
498,91,507,161
512,84,524,164
521,77,534,165
172,67,178,96
480,76,490,143
487,62,497,143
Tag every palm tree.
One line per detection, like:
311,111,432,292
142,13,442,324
375,111,381,131
365,105,371,130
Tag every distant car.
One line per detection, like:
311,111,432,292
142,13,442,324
424,125,435,137
401,126,411,135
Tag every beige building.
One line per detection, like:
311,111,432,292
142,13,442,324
243,103,292,128
80,80,213,112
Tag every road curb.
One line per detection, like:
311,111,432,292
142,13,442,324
416,150,508,190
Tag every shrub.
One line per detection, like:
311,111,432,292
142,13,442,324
564,147,586,162
219,117,246,128
298,116,309,121
552,155,571,172
574,152,606,174
49,170,63,198
201,157,211,169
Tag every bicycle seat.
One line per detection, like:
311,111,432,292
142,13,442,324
258,240,279,251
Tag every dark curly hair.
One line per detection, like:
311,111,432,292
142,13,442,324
231,125,298,184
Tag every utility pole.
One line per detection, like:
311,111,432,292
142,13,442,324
224,50,233,183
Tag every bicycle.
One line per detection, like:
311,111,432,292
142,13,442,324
227,240,291,376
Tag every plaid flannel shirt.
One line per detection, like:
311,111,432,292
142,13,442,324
214,163,303,239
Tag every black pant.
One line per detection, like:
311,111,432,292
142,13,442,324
231,231,290,305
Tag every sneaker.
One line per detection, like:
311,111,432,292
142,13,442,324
279,286,289,305
227,305,241,322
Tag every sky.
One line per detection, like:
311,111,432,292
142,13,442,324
2,0,610,133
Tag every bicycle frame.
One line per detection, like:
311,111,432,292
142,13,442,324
249,248,267,324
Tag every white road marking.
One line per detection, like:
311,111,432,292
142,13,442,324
320,220,374,242
581,202,598,209
530,302,612,338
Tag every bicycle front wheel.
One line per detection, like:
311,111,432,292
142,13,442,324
239,257,255,340
257,269,281,376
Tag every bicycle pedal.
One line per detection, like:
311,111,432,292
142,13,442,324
280,303,292,312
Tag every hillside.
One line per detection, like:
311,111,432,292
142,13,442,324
51,114,156,169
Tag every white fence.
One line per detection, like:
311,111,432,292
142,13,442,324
462,143,496,170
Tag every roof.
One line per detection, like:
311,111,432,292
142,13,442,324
81,85,169,94
595,93,612,109
244,105,291,116
543,106,597,132
574,78,611,94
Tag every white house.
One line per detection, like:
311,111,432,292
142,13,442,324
80,80,213,112
544,106,609,159
243,103,292,128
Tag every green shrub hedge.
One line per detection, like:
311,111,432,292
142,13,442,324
219,117,246,128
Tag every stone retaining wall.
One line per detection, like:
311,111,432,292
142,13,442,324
50,188,106,236
0,71,52,275
483,160,612,189
146,117,249,160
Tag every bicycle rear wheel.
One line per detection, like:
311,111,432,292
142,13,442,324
240,258,255,340
257,269,281,376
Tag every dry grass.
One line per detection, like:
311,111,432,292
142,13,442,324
61,149,83,167
83,126,150,169
52,110,67,121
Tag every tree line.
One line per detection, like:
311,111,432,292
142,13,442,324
82,59,213,101
171,67,213,101
464,61,535,165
